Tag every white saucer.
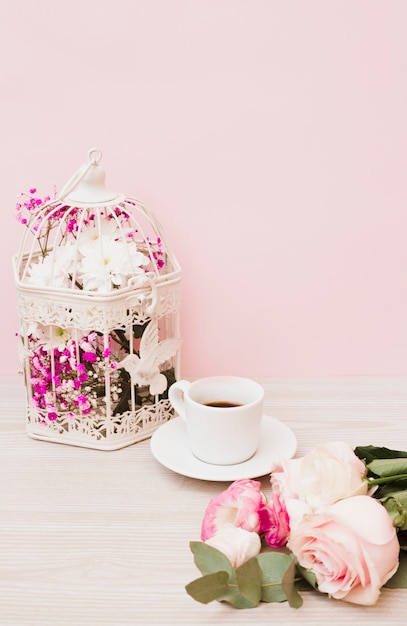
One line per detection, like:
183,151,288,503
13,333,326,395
150,414,297,481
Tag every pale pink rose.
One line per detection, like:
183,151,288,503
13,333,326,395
271,457,303,499
201,479,265,541
272,441,368,509
205,525,261,568
288,495,400,606
284,498,312,533
258,492,290,548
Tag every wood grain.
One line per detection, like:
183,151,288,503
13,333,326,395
1,375,406,625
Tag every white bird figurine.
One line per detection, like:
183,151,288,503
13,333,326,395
117,321,180,395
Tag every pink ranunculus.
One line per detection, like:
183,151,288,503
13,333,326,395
205,525,261,568
201,479,265,541
258,492,290,548
271,441,369,510
288,495,400,606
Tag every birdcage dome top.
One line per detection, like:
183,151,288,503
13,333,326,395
14,148,180,298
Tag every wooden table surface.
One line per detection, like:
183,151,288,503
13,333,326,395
1,375,407,625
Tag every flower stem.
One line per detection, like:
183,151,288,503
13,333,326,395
368,474,407,486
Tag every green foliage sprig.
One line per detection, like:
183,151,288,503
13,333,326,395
187,444,407,610
186,542,310,609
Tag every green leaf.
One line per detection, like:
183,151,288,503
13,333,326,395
217,568,261,609
189,541,233,577
185,571,229,603
282,557,303,608
256,551,302,606
296,563,318,590
354,446,407,465
385,550,407,589
257,551,292,603
368,458,407,478
380,491,407,531
188,542,257,608
235,557,262,606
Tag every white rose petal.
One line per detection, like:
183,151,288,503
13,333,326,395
205,525,261,568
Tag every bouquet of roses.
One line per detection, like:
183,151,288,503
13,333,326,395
186,442,407,608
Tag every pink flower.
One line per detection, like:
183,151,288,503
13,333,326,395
74,394,92,414
271,441,369,510
288,495,399,606
201,479,265,541
205,525,261,567
258,492,290,548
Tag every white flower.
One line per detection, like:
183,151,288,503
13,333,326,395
272,441,369,511
26,243,76,288
36,324,74,351
79,235,149,292
205,525,261,568
78,219,121,244
298,441,369,509
284,498,313,533
25,320,40,339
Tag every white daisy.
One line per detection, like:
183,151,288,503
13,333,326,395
79,236,149,292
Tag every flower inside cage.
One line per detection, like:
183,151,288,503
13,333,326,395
13,148,182,450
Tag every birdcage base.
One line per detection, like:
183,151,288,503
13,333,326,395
26,399,175,451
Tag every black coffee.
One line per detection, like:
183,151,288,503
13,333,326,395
204,401,243,408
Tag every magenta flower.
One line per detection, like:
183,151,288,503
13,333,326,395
74,394,92,414
201,479,266,541
258,492,290,548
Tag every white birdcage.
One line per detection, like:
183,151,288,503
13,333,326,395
13,148,182,450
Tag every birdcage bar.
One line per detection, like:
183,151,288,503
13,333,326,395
13,149,181,450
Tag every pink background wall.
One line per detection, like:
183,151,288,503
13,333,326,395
1,1,406,377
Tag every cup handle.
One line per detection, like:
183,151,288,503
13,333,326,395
168,380,191,421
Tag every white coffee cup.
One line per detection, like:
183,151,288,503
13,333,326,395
168,376,264,465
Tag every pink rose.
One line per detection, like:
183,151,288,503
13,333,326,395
258,492,290,548
205,525,261,567
288,495,400,606
201,479,265,541
272,441,368,509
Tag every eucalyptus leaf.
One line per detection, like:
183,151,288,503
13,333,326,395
216,568,260,609
296,563,318,590
282,557,303,608
257,551,295,603
220,588,259,608
235,557,262,606
189,541,233,577
188,542,258,608
185,571,229,604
